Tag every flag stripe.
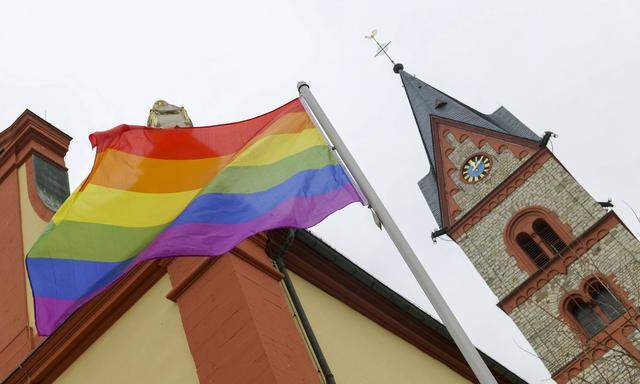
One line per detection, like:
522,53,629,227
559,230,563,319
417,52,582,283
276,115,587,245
203,145,338,194
54,184,200,227
89,125,323,193
27,258,134,300
90,149,232,193
172,164,350,225
90,103,309,159
34,296,82,336
28,221,164,262
226,128,324,167
138,183,359,260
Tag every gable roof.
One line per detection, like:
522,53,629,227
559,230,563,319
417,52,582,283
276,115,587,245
399,70,541,228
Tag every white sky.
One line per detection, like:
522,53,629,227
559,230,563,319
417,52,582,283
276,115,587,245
2,1,639,382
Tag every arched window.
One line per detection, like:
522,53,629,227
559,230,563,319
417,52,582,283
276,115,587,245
516,233,550,268
505,207,574,274
567,299,604,337
587,281,625,322
533,219,568,255
562,276,629,340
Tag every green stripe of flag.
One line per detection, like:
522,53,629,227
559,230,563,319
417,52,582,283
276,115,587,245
202,145,337,194
28,221,165,262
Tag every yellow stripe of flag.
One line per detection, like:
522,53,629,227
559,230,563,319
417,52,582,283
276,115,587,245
55,184,199,228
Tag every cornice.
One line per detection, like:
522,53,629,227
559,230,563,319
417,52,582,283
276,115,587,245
165,258,216,302
0,110,71,182
165,241,283,303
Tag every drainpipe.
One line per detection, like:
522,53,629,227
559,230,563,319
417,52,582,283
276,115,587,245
270,229,336,384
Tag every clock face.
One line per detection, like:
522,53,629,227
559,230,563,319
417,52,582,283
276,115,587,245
462,154,491,183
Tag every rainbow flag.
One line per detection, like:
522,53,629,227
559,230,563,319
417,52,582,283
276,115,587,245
27,99,362,335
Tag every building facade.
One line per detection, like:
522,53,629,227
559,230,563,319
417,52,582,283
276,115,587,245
0,109,525,383
400,68,640,383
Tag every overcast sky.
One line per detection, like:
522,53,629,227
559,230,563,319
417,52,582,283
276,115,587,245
2,1,640,382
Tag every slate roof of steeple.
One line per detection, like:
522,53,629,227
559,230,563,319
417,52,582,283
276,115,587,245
399,70,541,228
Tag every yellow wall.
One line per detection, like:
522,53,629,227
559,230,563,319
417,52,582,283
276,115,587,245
289,272,471,384
55,275,200,384
18,164,48,332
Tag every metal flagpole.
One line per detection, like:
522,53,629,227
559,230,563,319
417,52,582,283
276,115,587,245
298,81,499,384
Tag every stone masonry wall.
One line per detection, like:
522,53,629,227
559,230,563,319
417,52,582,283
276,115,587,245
510,225,640,372
445,132,530,220
456,157,606,299
452,151,640,379
570,344,640,383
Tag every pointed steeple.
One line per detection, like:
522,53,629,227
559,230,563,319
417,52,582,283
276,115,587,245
397,66,541,229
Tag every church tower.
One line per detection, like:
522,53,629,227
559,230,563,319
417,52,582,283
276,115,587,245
398,66,640,383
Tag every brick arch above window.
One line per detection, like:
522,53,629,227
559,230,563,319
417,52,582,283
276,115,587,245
504,206,574,274
553,273,640,384
559,274,633,343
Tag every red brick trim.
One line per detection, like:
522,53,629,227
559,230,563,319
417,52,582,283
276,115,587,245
498,212,621,314
503,206,575,274
0,110,70,221
0,110,71,379
559,274,636,343
0,110,70,178
449,149,552,239
1,135,69,184
553,292,640,384
430,116,539,229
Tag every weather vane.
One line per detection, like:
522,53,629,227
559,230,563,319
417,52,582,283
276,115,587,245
365,29,395,65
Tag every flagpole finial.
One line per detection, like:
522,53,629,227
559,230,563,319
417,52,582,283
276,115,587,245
297,81,309,94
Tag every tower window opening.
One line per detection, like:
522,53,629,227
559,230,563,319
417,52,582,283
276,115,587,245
563,277,630,340
516,233,550,269
568,299,605,337
588,281,626,322
533,219,568,256
505,207,574,274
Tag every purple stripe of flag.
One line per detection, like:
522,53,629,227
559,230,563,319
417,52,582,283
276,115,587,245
137,184,359,260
